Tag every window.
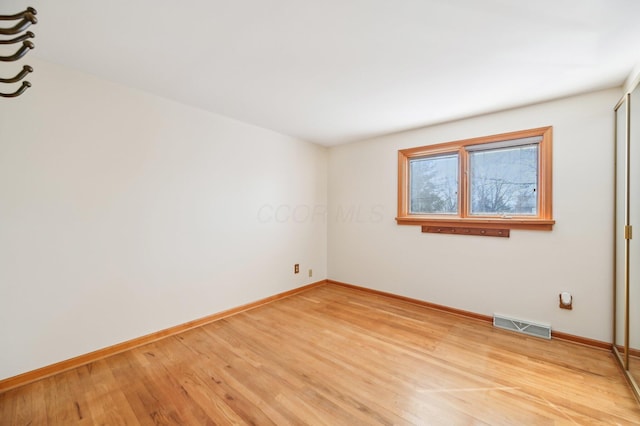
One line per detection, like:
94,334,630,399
397,127,554,231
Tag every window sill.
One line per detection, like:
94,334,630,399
395,216,555,231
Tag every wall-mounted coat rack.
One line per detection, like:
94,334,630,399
0,7,37,98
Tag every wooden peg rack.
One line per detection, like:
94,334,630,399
422,226,510,238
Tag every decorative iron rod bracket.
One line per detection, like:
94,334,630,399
0,7,37,21
0,80,30,97
0,41,34,62
0,65,32,83
0,14,37,35
1,7,37,97
0,31,34,45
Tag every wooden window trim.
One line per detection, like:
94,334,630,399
396,126,554,231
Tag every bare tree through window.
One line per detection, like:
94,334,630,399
409,153,458,214
469,145,538,216
397,126,553,231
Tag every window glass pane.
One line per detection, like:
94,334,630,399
409,153,458,214
469,144,538,216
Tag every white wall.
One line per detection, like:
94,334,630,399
0,58,327,380
0,56,622,380
328,88,620,342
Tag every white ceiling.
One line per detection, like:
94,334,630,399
3,0,640,146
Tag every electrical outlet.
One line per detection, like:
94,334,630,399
308,269,313,277
294,264,299,274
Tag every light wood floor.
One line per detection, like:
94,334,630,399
1,284,639,425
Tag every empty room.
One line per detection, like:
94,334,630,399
2,1,640,424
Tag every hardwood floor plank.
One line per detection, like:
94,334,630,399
1,283,639,424
206,318,399,424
